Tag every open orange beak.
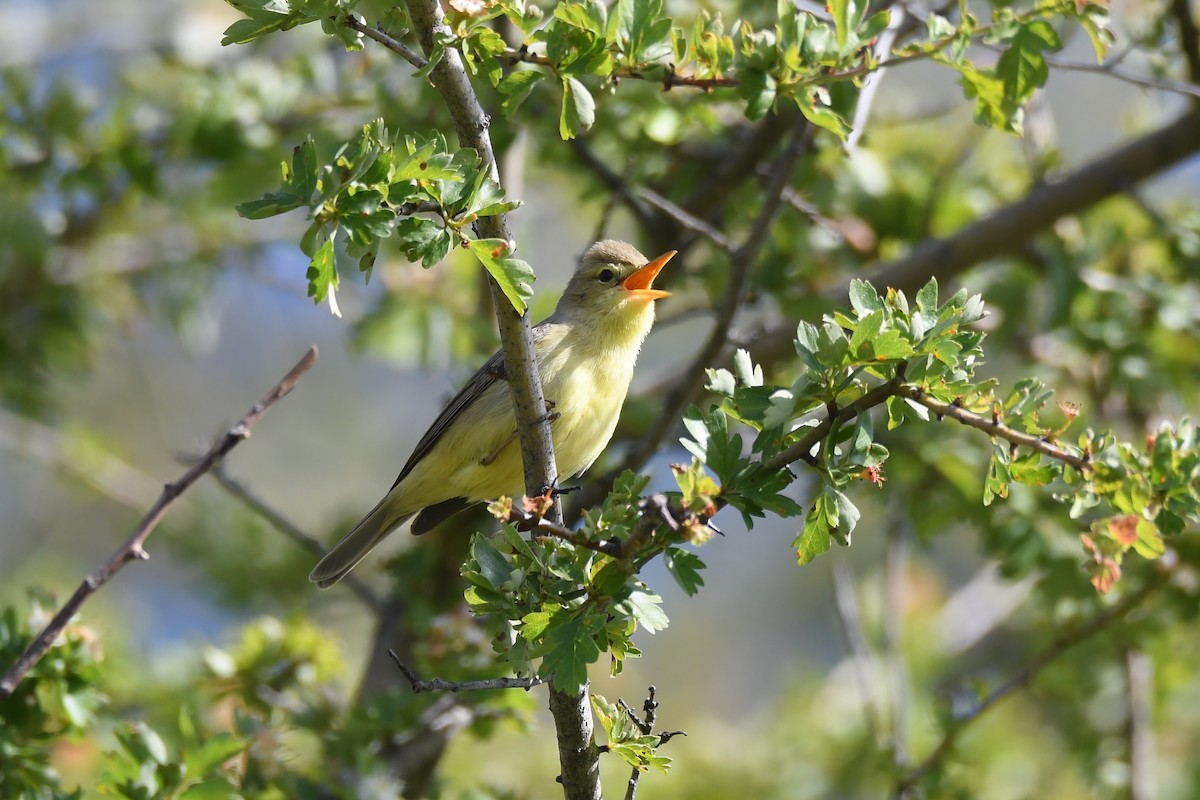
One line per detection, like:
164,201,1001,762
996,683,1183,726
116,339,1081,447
622,249,676,301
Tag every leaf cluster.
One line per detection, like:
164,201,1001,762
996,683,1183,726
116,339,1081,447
237,122,533,315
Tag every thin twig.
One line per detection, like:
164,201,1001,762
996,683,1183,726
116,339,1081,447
894,384,1092,473
636,187,734,252
389,650,543,692
344,14,428,69
567,137,658,233
0,346,318,699
209,466,381,612
620,686,686,800
765,378,900,472
1042,54,1200,98
896,572,1169,792
831,562,887,747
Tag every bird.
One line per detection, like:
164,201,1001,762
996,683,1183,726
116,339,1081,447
310,239,676,588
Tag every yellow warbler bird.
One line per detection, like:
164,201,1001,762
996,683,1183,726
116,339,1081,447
310,240,675,588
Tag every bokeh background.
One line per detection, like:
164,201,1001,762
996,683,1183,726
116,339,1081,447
3,0,1200,797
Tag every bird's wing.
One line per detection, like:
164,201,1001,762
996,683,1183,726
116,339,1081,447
390,325,551,490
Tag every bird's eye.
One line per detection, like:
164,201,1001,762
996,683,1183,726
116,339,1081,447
597,268,616,284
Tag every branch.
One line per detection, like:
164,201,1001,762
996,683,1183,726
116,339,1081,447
733,105,1200,379
566,137,658,233
619,118,813,479
209,466,381,612
840,106,1200,300
635,187,734,252
498,49,739,90
1040,52,1200,98
402,3,589,797
897,570,1169,792
765,378,900,472
1170,0,1200,84
389,651,543,692
619,686,686,800
0,346,318,699
894,384,1092,473
344,14,428,69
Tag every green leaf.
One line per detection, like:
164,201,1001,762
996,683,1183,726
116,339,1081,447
827,0,861,53
498,70,544,118
236,138,318,218
542,614,602,693
178,778,242,800
183,734,246,777
395,217,452,268
623,587,669,632
607,0,673,64
996,21,1061,115
469,239,536,314
848,279,883,317
663,547,706,596
471,534,513,589
115,722,170,766
559,76,596,140
305,238,340,317
739,69,776,121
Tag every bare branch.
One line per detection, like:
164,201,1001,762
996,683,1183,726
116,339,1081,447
840,107,1200,300
636,187,734,252
566,137,658,233
209,467,381,612
0,346,318,699
897,571,1169,792
389,651,543,693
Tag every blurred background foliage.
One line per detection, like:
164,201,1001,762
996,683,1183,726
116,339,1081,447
2,0,1200,797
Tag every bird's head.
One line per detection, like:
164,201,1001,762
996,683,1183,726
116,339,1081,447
555,241,676,334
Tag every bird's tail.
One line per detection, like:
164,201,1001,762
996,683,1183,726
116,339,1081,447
309,498,412,588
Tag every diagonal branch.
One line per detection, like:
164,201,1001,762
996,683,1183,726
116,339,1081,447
616,119,813,478
344,14,428,69
896,570,1169,793
209,466,381,612
894,385,1092,473
0,346,318,699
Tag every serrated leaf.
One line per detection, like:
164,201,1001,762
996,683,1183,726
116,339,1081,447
542,614,602,693
663,547,706,596
624,587,668,632
469,238,536,313
395,217,452,268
